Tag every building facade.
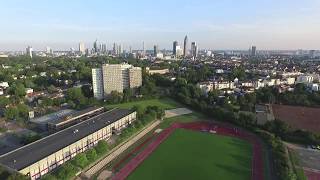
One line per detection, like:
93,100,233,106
92,68,104,100
0,109,136,180
92,64,142,99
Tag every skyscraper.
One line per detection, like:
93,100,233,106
153,45,158,57
79,42,85,55
173,41,178,56
251,46,257,57
183,35,188,57
142,41,145,57
26,46,33,58
93,40,98,53
113,43,117,55
191,42,198,59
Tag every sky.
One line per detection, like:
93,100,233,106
0,0,320,51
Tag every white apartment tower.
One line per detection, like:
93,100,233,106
92,64,142,99
92,68,104,100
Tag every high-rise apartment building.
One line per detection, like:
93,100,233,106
92,68,104,100
92,64,142,99
79,42,85,55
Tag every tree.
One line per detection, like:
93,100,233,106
109,91,123,104
0,97,9,108
85,149,97,161
4,107,19,120
95,141,108,155
41,174,57,180
8,83,26,98
71,153,88,169
123,88,133,102
132,105,145,118
17,104,29,120
56,162,78,180
47,85,57,94
81,85,93,98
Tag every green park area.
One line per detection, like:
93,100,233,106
106,98,181,110
128,129,253,180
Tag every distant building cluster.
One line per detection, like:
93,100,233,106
92,64,142,100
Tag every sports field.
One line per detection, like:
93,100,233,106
127,129,253,180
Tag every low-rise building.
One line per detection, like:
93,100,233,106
296,75,314,84
145,67,170,75
0,108,136,179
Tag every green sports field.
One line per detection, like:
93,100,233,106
127,129,253,180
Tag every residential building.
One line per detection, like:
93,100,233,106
92,68,104,100
296,75,314,84
92,64,142,99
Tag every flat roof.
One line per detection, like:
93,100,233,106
29,109,75,124
0,108,133,170
48,106,104,126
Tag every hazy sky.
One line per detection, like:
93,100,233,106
0,0,320,51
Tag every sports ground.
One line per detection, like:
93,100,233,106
112,122,264,180
128,129,252,180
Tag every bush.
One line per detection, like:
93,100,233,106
71,153,88,169
95,141,108,155
256,130,296,180
56,162,79,180
41,174,58,180
85,148,97,162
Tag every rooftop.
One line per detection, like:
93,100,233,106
0,108,133,170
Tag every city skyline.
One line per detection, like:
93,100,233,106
1,0,320,51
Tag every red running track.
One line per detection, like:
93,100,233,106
112,122,264,180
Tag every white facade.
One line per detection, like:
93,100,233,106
0,82,9,89
92,68,104,100
92,64,142,99
286,77,296,85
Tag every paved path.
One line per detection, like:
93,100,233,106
285,142,320,180
82,120,161,178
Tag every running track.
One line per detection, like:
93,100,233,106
112,122,264,180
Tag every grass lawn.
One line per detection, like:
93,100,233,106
106,98,181,110
127,129,253,180
159,112,205,129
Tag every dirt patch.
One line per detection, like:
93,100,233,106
272,104,320,134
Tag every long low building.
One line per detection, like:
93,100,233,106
0,108,136,179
